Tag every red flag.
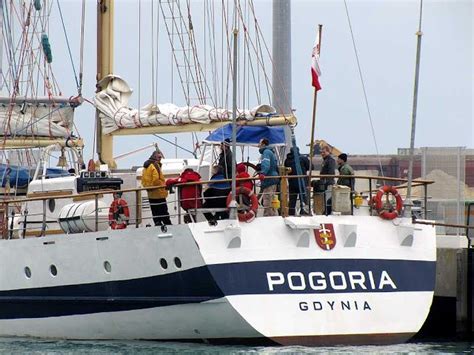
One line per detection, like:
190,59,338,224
311,34,322,91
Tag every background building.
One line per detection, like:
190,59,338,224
312,146,474,235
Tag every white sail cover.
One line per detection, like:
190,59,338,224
94,75,277,134
0,101,75,138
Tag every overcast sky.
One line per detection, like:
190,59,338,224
50,0,473,168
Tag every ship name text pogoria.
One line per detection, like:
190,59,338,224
266,270,397,291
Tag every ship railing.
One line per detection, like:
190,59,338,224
0,174,436,239
172,173,435,220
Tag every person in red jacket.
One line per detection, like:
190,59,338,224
236,163,254,191
166,168,202,223
108,191,130,229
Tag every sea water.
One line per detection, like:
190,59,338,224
0,339,471,354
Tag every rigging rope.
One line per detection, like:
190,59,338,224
221,0,232,109
79,0,86,96
246,1,288,119
153,134,197,158
138,0,142,127
240,2,260,104
57,1,83,93
2,1,75,143
160,1,187,103
186,1,206,104
151,0,155,103
156,2,161,104
2,3,17,85
205,0,219,106
343,0,385,177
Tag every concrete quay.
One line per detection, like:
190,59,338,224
416,235,473,339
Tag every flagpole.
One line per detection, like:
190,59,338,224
308,24,323,209
404,0,423,218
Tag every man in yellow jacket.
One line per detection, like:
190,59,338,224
142,151,172,226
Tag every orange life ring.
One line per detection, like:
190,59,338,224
227,186,259,223
108,198,130,229
374,185,403,220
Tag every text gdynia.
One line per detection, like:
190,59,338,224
299,300,372,311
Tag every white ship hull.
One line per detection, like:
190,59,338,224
0,216,436,345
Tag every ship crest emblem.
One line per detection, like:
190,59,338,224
314,223,336,250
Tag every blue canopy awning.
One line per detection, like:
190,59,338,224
0,164,31,188
0,164,71,188
204,124,286,146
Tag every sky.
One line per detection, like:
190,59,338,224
45,0,473,168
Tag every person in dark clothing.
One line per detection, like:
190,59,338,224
337,153,355,190
319,145,336,187
202,166,231,222
319,145,336,215
217,139,233,179
284,147,310,216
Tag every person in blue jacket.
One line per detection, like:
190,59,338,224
258,138,279,216
202,166,231,222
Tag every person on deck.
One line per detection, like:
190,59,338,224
319,145,336,215
142,150,172,226
319,145,336,187
217,138,233,179
236,163,254,191
337,153,355,190
202,166,231,222
258,138,279,216
108,191,130,229
284,147,310,216
166,168,202,223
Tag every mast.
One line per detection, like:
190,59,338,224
273,0,309,212
272,0,293,154
404,0,424,217
97,0,115,168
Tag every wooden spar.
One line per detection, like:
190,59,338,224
108,114,297,136
307,25,323,208
96,0,115,168
0,96,81,105
0,138,84,149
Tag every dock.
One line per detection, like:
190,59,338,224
416,234,473,339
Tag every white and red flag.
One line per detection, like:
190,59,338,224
311,32,322,91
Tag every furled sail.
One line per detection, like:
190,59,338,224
95,75,278,135
0,97,77,138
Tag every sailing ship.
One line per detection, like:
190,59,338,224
0,0,436,345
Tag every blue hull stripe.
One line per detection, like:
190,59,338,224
208,259,436,295
0,266,223,319
0,259,435,319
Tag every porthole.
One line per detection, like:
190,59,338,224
50,264,57,277
174,257,182,269
48,199,55,213
103,261,112,273
24,266,32,279
159,258,168,270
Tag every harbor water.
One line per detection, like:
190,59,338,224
0,339,471,354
